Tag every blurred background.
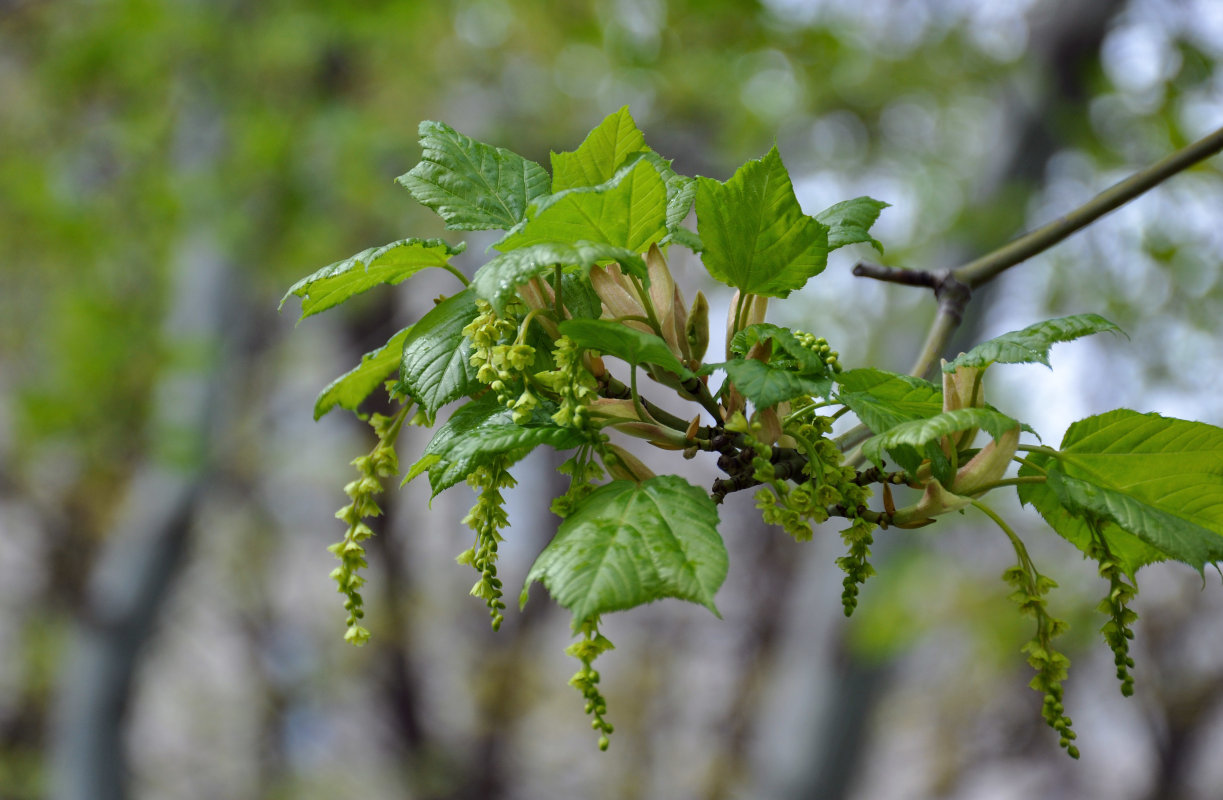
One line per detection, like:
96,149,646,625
3,0,1223,798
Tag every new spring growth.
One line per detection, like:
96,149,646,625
589,245,709,383
458,462,516,631
566,619,616,751
889,362,1020,527
329,409,404,645
1088,527,1138,697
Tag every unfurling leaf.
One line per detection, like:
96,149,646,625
861,408,1020,469
471,242,647,314
944,313,1124,372
816,196,889,253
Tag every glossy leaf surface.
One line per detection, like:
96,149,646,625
282,238,465,321
815,196,889,252
398,289,479,416
398,121,550,231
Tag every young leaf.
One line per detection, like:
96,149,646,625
1017,468,1166,578
666,226,704,252
943,313,1124,372
836,369,943,434
398,289,479,417
521,476,727,626
712,358,832,409
730,323,828,375
494,159,668,253
472,242,647,314
815,196,889,252
861,408,1019,469
406,398,584,496
665,174,697,230
281,238,465,321
695,147,829,297
559,271,605,320
1019,410,1223,574
550,106,647,191
559,318,693,379
314,327,412,420
398,121,550,231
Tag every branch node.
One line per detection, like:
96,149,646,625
932,270,972,324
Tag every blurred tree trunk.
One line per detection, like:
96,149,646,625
49,236,238,800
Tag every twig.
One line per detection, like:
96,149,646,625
851,262,938,288
853,125,1223,378
953,125,1223,288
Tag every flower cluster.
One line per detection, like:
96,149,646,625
792,329,843,374
1003,562,1078,758
836,516,877,616
1087,530,1138,697
541,335,599,430
565,618,616,751
464,300,539,423
458,462,516,631
329,408,404,645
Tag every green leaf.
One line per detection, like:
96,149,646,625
281,238,465,321
314,327,411,420
943,313,1124,372
397,120,550,231
695,147,829,297
559,318,692,379
398,289,479,417
665,173,696,230
836,368,942,434
495,159,668,253
1017,467,1167,578
559,271,605,320
815,196,889,252
665,225,703,252
550,106,647,191
471,242,647,314
406,397,585,496
713,358,832,409
1018,410,1223,574
521,476,727,625
729,323,828,375
861,408,1019,469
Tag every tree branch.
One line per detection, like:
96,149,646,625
852,125,1223,380
953,125,1223,288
